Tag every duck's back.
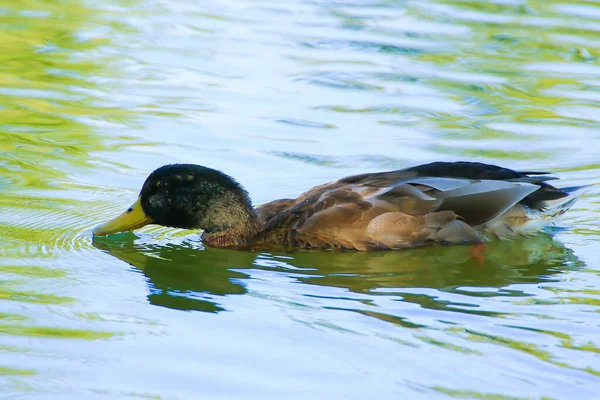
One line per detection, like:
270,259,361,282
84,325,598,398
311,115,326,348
253,162,580,250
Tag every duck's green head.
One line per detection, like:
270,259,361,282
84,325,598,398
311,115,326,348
92,164,254,236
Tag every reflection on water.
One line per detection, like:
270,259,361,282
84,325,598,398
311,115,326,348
90,232,600,395
94,236,255,313
2,0,600,398
94,233,582,317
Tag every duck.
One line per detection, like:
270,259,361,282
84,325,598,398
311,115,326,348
92,161,585,251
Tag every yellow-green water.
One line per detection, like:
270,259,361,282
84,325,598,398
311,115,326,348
1,0,600,398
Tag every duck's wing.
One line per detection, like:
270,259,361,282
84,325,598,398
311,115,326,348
364,176,539,226
339,162,544,224
402,161,570,210
342,161,557,187
258,164,542,249
255,199,295,225
343,161,567,213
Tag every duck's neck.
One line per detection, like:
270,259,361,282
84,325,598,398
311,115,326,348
201,208,261,249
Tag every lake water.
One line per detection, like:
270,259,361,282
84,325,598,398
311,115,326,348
1,0,600,398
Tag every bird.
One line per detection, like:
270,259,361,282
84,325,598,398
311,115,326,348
92,161,586,251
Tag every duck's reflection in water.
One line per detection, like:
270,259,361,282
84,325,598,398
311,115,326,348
93,235,257,312
93,233,583,316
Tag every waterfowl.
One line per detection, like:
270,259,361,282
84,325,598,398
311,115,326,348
93,162,585,251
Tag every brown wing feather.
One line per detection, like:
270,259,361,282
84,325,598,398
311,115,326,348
253,162,550,250
255,199,295,225
256,178,459,249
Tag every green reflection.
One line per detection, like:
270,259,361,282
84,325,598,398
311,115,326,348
0,265,68,279
93,236,256,313
0,287,72,305
0,325,113,340
290,234,579,291
289,234,583,318
0,2,116,188
433,386,529,400
94,233,582,317
0,3,155,342
0,0,148,256
0,3,128,391
451,327,600,378
0,367,35,376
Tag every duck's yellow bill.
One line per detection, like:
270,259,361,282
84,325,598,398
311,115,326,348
93,197,153,236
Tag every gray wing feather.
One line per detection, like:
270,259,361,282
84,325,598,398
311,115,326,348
371,177,539,224
402,177,472,191
372,183,443,215
435,181,539,226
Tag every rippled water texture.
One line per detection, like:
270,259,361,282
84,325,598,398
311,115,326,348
1,0,600,398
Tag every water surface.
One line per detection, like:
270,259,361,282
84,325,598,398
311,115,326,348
1,0,600,398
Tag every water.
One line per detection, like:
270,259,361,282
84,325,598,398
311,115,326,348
1,0,599,398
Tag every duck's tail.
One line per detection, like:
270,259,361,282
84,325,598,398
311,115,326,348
483,184,590,240
540,184,590,217
518,184,590,236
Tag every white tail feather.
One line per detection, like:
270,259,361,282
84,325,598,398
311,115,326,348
481,186,588,240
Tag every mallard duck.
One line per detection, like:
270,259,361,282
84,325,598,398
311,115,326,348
92,162,585,251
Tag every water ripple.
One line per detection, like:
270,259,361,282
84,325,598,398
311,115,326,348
2,0,600,398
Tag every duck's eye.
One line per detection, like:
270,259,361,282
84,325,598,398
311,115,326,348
127,207,133,213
